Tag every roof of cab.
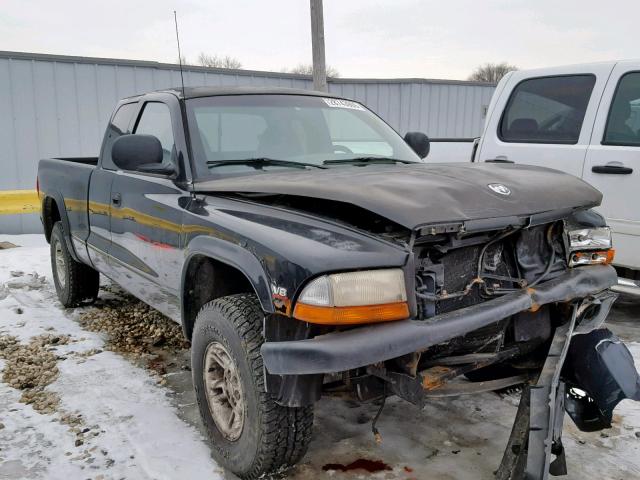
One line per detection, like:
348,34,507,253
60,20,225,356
130,86,344,100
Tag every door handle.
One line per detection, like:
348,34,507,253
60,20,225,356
111,193,122,206
591,164,633,174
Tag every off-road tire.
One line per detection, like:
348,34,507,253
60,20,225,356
192,294,314,479
50,221,99,307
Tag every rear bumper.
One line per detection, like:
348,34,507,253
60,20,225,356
261,265,617,375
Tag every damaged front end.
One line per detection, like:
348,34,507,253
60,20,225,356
564,328,640,432
495,303,640,480
261,216,640,479
375,221,640,479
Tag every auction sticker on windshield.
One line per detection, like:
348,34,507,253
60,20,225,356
323,98,365,111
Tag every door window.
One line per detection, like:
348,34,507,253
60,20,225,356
603,72,640,146
101,102,137,170
499,75,596,144
134,102,176,165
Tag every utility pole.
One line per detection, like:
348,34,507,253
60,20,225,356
310,0,328,92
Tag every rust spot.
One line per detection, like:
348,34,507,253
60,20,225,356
322,458,392,473
526,287,540,312
271,296,291,315
421,366,453,390
397,352,421,376
404,466,414,473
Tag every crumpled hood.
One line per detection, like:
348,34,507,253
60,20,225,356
193,162,602,230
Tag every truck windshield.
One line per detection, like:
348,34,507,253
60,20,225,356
186,94,421,178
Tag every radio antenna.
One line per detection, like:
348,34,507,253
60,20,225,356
173,10,186,98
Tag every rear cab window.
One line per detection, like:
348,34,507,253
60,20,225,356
603,72,640,146
499,75,596,144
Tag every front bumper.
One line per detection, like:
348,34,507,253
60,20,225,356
261,265,617,375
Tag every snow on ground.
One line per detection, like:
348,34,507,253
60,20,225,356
0,235,223,480
1,234,639,480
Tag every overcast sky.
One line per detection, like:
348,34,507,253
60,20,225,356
2,0,638,80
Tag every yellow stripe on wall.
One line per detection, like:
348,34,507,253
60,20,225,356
0,190,40,215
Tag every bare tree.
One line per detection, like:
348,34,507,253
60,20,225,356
283,63,340,78
197,53,242,69
176,55,189,65
468,63,517,83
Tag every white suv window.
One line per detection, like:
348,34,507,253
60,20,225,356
499,75,596,144
603,72,640,146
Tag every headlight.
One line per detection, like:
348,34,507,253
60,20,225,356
294,269,409,325
568,227,612,250
567,227,615,267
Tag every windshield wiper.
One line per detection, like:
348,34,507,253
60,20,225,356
207,158,327,169
323,157,415,165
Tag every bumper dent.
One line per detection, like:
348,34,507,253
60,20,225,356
261,265,617,375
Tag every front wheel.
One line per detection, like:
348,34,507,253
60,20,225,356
50,221,99,307
191,294,314,480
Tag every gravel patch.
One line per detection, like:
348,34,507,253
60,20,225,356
78,287,189,357
0,333,71,414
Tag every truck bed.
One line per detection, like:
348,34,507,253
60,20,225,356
37,157,97,245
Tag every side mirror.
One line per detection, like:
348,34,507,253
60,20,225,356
404,131,430,159
112,134,167,172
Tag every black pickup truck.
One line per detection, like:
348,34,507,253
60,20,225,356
37,87,640,479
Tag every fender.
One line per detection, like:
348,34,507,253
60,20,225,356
41,191,82,263
181,235,275,325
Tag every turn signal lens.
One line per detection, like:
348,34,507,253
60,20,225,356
569,249,615,267
293,302,410,325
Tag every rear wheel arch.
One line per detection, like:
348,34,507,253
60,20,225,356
181,252,273,341
42,196,62,243
41,193,82,262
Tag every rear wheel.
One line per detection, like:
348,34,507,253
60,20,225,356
50,222,99,307
192,294,314,479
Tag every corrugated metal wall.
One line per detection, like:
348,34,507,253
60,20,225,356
0,51,495,234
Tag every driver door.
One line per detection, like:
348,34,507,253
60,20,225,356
108,101,184,320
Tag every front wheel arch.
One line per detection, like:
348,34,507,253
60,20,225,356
181,251,272,341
